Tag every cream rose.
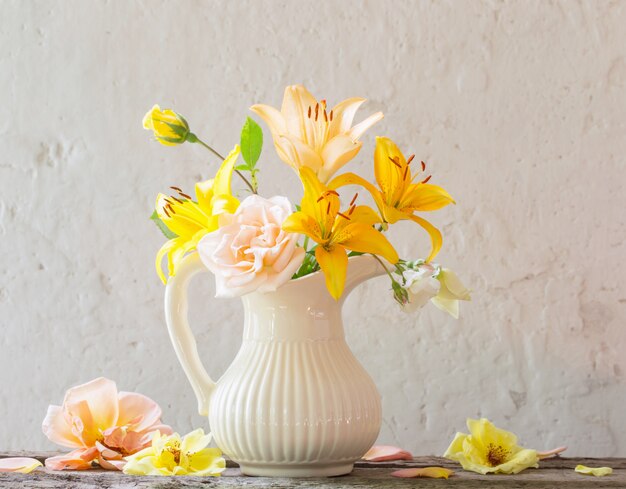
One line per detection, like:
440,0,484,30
197,195,305,297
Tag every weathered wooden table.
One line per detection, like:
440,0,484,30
0,453,624,488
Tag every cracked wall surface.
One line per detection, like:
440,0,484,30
1,0,625,455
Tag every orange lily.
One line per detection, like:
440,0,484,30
329,137,454,261
155,145,240,283
251,85,383,183
282,167,399,300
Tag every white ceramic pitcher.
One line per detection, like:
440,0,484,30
164,253,386,477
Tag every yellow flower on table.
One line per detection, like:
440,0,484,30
143,105,191,146
123,429,225,476
329,137,454,262
155,145,241,283
251,84,383,183
282,167,399,300
444,418,539,475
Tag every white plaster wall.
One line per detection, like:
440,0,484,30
1,0,625,456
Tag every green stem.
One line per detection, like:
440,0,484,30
371,253,397,284
302,235,310,251
192,136,256,194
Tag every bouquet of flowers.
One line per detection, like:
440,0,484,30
144,85,470,316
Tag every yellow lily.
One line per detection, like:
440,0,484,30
155,145,240,283
329,137,454,262
282,167,398,300
251,85,383,183
143,105,190,146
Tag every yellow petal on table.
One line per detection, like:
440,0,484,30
363,445,413,462
391,467,454,479
575,465,613,477
315,246,348,301
0,457,43,473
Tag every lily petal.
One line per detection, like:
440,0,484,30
328,97,365,137
280,85,318,141
282,212,323,242
249,103,287,136
211,145,240,197
335,222,399,264
278,134,324,171
349,111,384,141
403,183,455,211
363,445,413,462
392,467,453,479
315,246,348,300
407,214,442,262
0,457,42,473
318,135,362,183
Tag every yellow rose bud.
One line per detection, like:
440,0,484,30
143,104,190,146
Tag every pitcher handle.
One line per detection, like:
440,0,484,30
164,252,216,416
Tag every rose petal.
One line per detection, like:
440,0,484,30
45,447,98,471
98,455,126,471
116,392,162,432
63,378,119,433
42,404,83,448
575,465,613,477
0,457,43,473
392,467,453,479
362,445,413,462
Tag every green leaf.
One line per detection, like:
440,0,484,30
150,210,177,239
240,117,263,167
235,164,251,171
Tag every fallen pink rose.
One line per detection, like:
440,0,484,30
362,445,413,462
42,377,172,470
0,457,42,473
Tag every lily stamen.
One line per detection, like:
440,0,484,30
337,212,350,220
179,192,192,200
348,204,356,215
163,206,171,218
349,192,359,206
389,156,402,169
307,106,312,118
421,175,432,184
406,154,415,165
403,166,409,180
329,110,334,121
421,161,426,171
170,186,182,192
172,196,184,204
326,201,331,214
315,103,319,121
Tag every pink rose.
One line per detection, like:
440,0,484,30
197,195,305,297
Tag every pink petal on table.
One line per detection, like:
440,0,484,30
97,454,126,471
538,446,567,459
392,467,454,479
362,445,413,461
0,457,42,473
45,447,98,471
